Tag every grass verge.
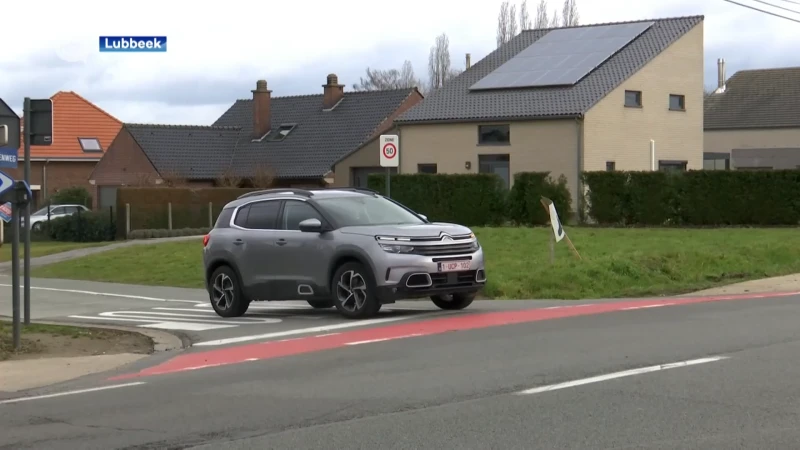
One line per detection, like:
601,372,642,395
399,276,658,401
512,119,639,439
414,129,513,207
0,321,152,361
0,241,110,262
29,228,800,299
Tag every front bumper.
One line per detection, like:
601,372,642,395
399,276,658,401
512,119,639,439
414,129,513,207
376,268,486,303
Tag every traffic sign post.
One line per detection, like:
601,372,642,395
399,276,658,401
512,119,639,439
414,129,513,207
23,98,53,324
379,135,399,197
0,172,32,351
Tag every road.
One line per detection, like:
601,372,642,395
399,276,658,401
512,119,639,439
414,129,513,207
3,288,800,449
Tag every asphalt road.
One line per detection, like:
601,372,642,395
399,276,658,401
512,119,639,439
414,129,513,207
3,292,800,449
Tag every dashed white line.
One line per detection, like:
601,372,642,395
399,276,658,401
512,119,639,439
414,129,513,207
344,333,423,346
0,382,147,405
0,284,201,304
621,304,671,311
516,356,729,396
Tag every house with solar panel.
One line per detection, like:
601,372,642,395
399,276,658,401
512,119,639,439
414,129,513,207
337,16,704,211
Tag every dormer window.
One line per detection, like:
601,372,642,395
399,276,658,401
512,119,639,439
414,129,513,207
269,124,296,142
78,137,102,152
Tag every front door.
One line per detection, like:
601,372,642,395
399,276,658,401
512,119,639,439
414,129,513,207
269,199,333,299
234,199,283,300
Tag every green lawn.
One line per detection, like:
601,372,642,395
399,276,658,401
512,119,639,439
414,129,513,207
29,228,800,299
0,241,110,262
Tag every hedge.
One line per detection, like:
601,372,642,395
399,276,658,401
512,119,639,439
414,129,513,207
582,170,800,226
368,173,506,226
47,210,116,242
507,172,572,226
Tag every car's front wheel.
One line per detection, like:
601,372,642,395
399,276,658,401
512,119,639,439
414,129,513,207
209,266,249,318
431,292,476,310
32,222,42,232
332,262,381,319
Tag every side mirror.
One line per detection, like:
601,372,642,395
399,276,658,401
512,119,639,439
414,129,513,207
418,214,428,222
298,218,324,232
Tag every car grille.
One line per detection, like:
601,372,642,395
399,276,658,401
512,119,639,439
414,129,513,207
411,241,478,256
430,270,478,287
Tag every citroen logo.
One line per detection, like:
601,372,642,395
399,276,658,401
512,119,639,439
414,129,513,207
441,234,453,242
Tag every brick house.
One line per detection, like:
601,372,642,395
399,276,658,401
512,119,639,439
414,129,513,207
5,91,122,208
90,74,423,208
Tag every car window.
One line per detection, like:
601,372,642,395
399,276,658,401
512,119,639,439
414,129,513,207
33,207,49,215
245,201,281,230
233,204,250,228
315,196,425,227
282,201,323,230
65,206,80,214
50,207,66,215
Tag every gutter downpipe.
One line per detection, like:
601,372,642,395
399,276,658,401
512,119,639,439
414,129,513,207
42,159,51,205
575,115,584,223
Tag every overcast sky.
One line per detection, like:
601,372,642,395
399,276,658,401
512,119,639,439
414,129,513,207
1,0,798,125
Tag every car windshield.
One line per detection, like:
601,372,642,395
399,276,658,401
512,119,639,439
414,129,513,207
316,195,425,227
32,207,51,216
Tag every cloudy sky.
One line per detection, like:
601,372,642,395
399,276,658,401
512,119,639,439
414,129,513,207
1,0,798,125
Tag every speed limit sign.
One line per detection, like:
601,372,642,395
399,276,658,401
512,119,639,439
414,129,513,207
380,135,399,167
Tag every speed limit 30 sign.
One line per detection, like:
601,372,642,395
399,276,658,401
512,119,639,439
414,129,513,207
379,134,399,167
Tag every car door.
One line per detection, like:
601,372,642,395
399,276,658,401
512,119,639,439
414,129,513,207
233,199,283,300
270,199,333,299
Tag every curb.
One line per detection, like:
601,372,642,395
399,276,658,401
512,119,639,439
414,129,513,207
1,318,188,353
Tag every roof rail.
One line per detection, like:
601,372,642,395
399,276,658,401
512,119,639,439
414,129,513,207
237,189,315,200
336,187,380,195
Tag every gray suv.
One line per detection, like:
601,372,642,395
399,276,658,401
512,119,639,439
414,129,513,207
202,188,486,319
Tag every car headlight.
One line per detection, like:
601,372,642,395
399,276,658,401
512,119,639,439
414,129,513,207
375,235,414,253
379,243,415,253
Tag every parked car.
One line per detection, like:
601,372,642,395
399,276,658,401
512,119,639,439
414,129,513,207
202,188,487,319
23,204,90,231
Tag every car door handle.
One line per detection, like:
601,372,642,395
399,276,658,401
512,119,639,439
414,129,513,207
275,239,287,246
233,239,244,245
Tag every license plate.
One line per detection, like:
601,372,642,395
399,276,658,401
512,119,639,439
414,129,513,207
438,260,471,272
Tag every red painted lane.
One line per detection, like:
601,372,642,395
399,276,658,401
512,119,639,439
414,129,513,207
109,290,800,381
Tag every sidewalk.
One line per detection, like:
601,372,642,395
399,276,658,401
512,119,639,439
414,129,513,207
0,235,203,274
683,273,800,296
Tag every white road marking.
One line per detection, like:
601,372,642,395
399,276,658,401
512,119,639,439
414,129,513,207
315,333,341,337
621,304,671,311
345,333,423,346
0,382,147,405
516,356,729,396
67,315,239,331
194,316,410,347
139,321,238,331
0,284,201,304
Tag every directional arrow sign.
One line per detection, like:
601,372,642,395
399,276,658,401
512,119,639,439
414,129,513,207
0,170,14,197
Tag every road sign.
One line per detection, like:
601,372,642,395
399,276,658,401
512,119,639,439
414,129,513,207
0,146,18,168
0,171,14,198
380,134,399,167
28,99,53,146
0,98,20,149
0,202,11,223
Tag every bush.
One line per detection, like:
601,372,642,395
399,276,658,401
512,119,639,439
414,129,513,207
127,227,209,240
582,170,800,226
50,186,92,208
48,210,115,242
507,172,572,225
368,173,507,226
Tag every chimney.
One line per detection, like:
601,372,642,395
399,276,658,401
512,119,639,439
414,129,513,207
465,53,471,69
717,58,726,91
251,79,272,139
323,74,344,110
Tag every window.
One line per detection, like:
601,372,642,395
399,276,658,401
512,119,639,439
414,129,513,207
417,164,437,174
233,204,250,227
658,160,687,172
64,206,81,214
282,200,324,230
624,90,642,107
606,161,615,171
50,206,66,215
477,125,510,145
315,196,425,227
703,152,730,170
269,124,296,141
78,137,102,152
669,94,685,111
478,154,510,189
245,201,281,229
215,208,234,228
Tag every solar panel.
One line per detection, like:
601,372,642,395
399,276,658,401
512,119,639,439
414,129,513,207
470,21,655,91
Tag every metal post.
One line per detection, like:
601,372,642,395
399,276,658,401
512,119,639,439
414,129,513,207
386,168,391,198
125,203,131,237
549,232,555,264
167,202,172,230
10,203,20,350
23,97,31,325
208,202,213,228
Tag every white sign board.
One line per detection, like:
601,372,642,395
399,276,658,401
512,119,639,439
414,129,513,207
547,202,565,243
379,135,399,168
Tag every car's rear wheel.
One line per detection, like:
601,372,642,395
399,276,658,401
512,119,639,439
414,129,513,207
332,262,381,319
209,266,249,318
32,222,42,232
307,299,334,309
431,292,476,310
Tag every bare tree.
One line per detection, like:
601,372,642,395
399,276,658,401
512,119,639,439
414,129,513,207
509,4,518,37
549,7,561,27
158,169,189,187
519,0,532,30
428,33,455,91
534,0,549,28
496,1,512,47
249,164,275,189
132,173,155,186
352,60,423,91
215,167,242,188
561,0,579,26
